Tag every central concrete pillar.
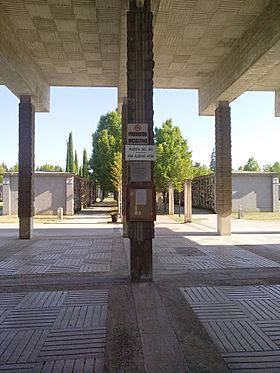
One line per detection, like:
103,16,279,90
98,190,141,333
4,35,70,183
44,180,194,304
18,96,35,239
127,0,155,282
122,98,128,237
168,183,174,215
215,101,232,236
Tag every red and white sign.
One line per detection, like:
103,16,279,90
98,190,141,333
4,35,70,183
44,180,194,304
127,123,148,144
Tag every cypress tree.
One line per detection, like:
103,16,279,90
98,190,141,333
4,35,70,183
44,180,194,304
66,140,69,171
82,148,89,179
66,132,74,172
74,150,78,174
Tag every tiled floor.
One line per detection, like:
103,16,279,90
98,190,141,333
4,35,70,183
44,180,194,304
181,285,280,372
1,212,280,371
0,289,108,372
154,240,280,273
0,239,112,275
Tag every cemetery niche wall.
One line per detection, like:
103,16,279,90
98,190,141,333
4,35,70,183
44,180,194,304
2,172,94,216
192,172,279,213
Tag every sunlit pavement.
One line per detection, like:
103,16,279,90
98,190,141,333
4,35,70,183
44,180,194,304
0,211,280,371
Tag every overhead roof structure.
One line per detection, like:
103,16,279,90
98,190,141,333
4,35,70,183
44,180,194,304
1,0,280,115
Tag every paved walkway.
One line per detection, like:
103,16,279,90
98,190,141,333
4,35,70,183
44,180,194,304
0,209,280,372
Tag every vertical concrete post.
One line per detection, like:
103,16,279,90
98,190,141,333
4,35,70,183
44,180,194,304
127,0,155,282
168,183,174,215
65,176,74,215
122,98,128,237
184,179,192,223
2,175,11,216
215,101,232,236
272,175,279,212
18,96,35,239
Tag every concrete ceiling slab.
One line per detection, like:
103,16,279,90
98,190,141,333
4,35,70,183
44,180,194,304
0,0,279,114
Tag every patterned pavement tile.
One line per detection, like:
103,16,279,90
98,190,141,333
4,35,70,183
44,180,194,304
155,244,280,272
181,285,280,372
0,239,112,275
0,289,108,372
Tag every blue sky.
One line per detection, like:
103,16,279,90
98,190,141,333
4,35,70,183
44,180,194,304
1,85,280,170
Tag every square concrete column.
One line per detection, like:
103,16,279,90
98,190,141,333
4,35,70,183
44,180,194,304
2,175,11,216
65,176,74,215
272,176,279,212
18,96,35,239
127,0,155,282
215,101,232,236
122,98,128,237
168,183,174,215
184,179,192,223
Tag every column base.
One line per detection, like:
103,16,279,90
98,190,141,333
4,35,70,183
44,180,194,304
217,214,231,236
184,216,192,223
130,239,153,282
122,216,128,238
19,217,33,239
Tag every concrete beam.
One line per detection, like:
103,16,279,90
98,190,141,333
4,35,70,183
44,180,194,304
0,4,49,112
275,90,280,117
199,1,280,116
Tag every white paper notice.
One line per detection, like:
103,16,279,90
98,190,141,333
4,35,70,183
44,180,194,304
135,189,147,205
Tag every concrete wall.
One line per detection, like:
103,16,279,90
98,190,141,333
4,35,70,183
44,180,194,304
3,172,75,216
232,173,279,212
192,172,279,213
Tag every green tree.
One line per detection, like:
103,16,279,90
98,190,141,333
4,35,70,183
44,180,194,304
0,162,8,183
263,162,280,173
239,157,260,172
74,150,78,174
36,164,63,172
66,131,74,172
193,162,211,178
90,111,121,197
9,163,19,172
155,119,193,212
209,148,216,172
111,152,122,197
82,148,89,179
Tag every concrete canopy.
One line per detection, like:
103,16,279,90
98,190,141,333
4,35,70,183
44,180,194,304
1,0,280,114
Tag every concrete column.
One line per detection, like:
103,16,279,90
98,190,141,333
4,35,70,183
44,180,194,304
127,0,155,282
272,176,279,212
65,176,74,215
122,98,128,237
168,183,174,215
118,95,124,114
184,179,192,223
18,96,35,239
2,175,11,216
215,101,232,236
